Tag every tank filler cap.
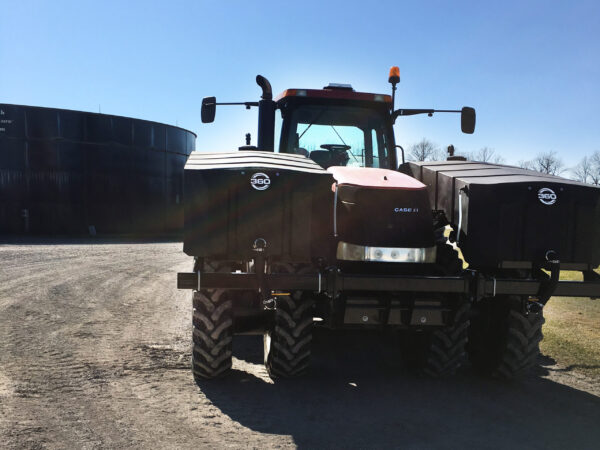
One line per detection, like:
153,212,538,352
545,250,559,264
253,238,267,252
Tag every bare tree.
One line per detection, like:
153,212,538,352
408,138,442,161
518,160,533,170
521,151,564,175
533,151,564,175
570,152,600,185
590,151,600,185
471,147,504,164
572,156,593,183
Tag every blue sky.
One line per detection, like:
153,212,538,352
1,0,598,167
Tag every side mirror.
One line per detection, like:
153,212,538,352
461,107,476,134
201,96,216,123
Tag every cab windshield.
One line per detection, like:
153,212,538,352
279,105,392,169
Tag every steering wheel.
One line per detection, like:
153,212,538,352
319,144,351,167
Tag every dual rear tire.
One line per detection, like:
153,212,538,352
264,263,315,379
401,302,470,377
192,262,315,381
400,237,470,377
468,295,545,379
264,291,314,378
401,297,544,379
192,262,234,381
400,239,544,379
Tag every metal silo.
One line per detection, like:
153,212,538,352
0,104,195,234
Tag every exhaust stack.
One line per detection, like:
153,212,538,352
256,75,276,152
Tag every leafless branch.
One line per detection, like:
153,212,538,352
408,138,442,161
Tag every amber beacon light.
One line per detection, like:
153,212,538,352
388,66,400,109
388,66,400,84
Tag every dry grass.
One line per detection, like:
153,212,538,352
540,270,600,379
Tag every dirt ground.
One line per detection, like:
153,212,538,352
1,239,599,449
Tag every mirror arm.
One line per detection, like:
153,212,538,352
392,108,461,123
211,101,259,110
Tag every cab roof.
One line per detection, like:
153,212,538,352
274,88,392,104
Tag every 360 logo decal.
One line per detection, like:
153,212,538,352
538,187,557,205
250,172,271,190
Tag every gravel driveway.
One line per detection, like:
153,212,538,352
1,239,599,449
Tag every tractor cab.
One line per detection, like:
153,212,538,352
200,68,475,169
274,85,396,170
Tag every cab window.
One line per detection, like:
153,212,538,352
279,105,391,169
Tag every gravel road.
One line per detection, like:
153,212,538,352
1,239,599,449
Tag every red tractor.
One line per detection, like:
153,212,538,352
178,68,600,381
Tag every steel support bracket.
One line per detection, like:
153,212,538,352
583,270,600,299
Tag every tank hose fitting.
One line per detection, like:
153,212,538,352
252,238,269,301
537,250,560,306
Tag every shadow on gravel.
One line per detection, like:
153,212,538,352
199,330,600,450
0,235,182,245
536,354,600,374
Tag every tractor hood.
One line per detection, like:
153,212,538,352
328,166,435,250
328,166,426,190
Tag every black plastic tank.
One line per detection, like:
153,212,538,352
183,151,333,261
0,104,195,234
402,160,600,270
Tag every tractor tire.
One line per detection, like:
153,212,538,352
468,295,544,379
191,261,234,381
264,264,315,379
401,302,470,377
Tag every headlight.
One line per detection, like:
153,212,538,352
337,241,436,263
